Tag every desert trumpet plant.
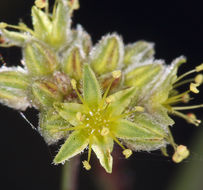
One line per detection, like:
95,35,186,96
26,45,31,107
0,0,202,173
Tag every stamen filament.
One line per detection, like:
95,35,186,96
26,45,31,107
173,78,194,88
173,104,203,111
175,69,196,83
4,24,35,35
110,133,125,150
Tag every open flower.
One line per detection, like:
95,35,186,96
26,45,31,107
53,64,170,173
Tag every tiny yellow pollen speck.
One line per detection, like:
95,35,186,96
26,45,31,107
122,149,132,159
82,160,91,170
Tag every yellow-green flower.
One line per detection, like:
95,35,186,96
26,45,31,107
53,64,170,173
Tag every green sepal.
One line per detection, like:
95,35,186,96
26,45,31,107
92,135,113,173
51,2,70,47
107,87,136,116
151,56,186,104
113,119,165,140
0,86,30,110
0,69,29,90
31,6,52,41
62,45,84,80
39,109,70,145
122,113,168,151
32,81,62,108
0,29,30,46
53,102,84,126
124,41,155,66
125,62,162,88
54,129,89,164
23,43,58,76
83,64,102,108
90,34,124,75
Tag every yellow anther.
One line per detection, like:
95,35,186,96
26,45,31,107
101,127,110,136
195,74,203,85
106,96,115,104
68,0,80,10
112,70,121,79
122,149,132,159
182,93,190,103
172,145,190,163
82,160,91,170
76,112,83,121
195,63,203,72
0,22,7,29
35,0,47,8
190,83,199,94
71,79,77,90
135,106,145,112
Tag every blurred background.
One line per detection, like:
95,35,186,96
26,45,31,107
0,0,203,189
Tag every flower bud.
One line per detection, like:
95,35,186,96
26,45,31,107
24,43,58,76
90,34,124,75
32,80,62,108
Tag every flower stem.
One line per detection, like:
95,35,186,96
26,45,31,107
61,155,80,190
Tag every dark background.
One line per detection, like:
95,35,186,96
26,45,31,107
0,0,203,190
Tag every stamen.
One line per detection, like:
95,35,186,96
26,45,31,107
82,160,91,170
164,91,190,105
101,127,110,136
58,125,85,132
112,70,121,79
175,69,196,83
0,22,7,29
190,83,199,94
35,0,47,9
195,63,203,72
71,79,86,105
173,104,203,111
187,113,201,126
195,74,203,85
0,23,35,35
122,149,132,159
182,94,190,103
173,78,194,88
171,110,201,126
110,133,125,149
172,145,190,163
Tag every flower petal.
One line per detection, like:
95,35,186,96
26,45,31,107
54,129,89,164
39,109,70,145
92,135,113,173
107,87,136,116
83,64,102,108
53,102,84,126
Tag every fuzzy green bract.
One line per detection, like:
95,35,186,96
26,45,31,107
0,0,202,173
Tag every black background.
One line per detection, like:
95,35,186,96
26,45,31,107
0,0,203,190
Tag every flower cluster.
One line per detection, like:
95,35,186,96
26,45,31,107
0,0,202,173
